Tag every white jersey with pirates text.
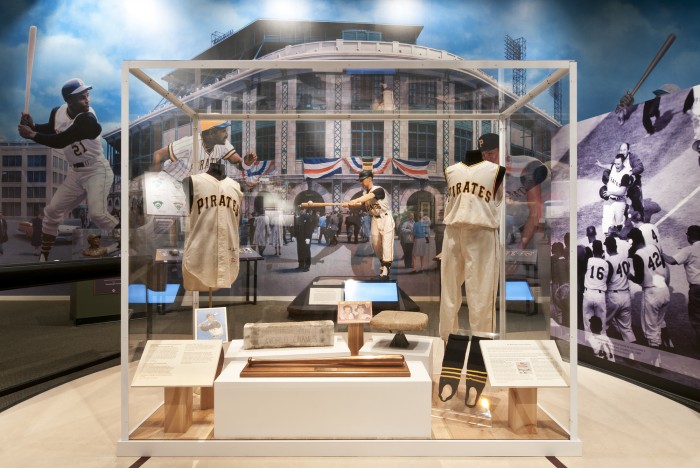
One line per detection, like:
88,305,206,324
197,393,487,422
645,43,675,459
607,164,632,198
183,173,243,291
444,161,502,229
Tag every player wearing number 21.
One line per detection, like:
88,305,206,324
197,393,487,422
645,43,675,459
18,78,119,261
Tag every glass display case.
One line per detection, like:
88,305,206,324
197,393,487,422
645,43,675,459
117,56,579,457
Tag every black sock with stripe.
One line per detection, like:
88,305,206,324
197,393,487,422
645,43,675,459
438,334,469,402
465,336,489,408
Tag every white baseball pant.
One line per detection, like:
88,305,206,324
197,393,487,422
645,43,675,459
605,290,636,342
370,212,394,265
582,288,607,333
641,285,670,347
43,158,118,236
439,225,498,340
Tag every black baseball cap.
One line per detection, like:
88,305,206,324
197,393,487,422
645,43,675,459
586,226,597,236
592,240,604,256
358,170,373,181
603,236,617,249
61,78,92,101
687,225,700,238
478,133,499,151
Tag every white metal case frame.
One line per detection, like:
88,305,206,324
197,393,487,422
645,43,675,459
119,59,580,457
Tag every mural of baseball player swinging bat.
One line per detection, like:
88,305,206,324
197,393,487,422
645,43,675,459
616,33,676,125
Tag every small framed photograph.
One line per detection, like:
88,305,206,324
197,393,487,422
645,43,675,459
337,301,372,324
194,307,228,341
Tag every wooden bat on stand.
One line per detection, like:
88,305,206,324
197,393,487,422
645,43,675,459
24,26,37,114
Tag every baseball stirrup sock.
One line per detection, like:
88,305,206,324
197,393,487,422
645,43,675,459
40,233,56,261
465,336,490,408
438,334,469,402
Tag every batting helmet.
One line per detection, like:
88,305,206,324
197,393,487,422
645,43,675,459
599,185,609,200
692,140,700,154
61,78,92,101
358,170,373,181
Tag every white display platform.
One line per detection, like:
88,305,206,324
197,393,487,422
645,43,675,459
225,335,350,360
359,333,434,375
214,360,431,439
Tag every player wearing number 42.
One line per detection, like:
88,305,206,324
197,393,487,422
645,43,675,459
17,78,119,262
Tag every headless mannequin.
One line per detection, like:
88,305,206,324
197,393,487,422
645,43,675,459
464,149,506,193
183,161,227,210
182,161,227,303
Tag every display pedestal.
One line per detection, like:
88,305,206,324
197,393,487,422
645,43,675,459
164,387,193,433
360,333,434,375
214,360,431,439
508,388,538,434
347,323,364,356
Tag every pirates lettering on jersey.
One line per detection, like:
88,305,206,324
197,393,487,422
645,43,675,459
447,179,493,203
195,193,240,216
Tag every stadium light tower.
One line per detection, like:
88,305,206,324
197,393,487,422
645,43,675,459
504,35,526,97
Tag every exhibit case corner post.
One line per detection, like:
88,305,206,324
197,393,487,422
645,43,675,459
118,59,580,457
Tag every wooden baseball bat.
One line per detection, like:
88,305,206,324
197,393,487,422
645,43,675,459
299,202,343,208
24,26,37,114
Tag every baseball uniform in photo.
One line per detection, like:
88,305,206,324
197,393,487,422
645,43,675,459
602,162,631,235
363,185,394,266
439,160,502,339
183,173,243,291
164,135,239,182
634,245,670,347
582,255,611,333
683,85,700,140
36,103,118,238
604,249,635,342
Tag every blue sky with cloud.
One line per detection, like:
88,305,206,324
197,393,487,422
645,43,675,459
1,0,699,141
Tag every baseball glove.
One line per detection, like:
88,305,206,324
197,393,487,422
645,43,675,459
692,140,700,154
599,185,609,200
242,152,256,169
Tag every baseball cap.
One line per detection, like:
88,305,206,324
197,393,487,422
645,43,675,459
592,240,604,256
652,83,680,96
603,236,617,249
358,170,373,181
61,78,92,101
586,226,597,236
687,225,700,238
478,133,499,151
200,120,231,132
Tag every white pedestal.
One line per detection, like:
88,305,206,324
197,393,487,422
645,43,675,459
225,335,350,360
360,333,434,375
214,360,432,439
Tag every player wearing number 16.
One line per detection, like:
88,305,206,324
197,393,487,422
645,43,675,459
582,240,613,334
17,78,119,261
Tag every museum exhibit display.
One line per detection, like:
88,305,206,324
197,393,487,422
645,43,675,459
118,54,579,457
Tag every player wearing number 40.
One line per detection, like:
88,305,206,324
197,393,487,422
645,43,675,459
17,78,119,262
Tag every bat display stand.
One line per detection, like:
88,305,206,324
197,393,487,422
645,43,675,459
214,360,432,439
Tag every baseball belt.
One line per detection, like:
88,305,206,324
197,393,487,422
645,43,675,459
72,161,91,168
